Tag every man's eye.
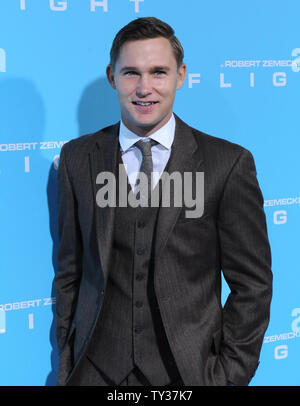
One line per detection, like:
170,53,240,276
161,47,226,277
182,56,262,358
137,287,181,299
154,71,166,75
124,71,138,76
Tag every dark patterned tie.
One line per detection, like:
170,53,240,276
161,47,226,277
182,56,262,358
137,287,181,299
135,139,157,205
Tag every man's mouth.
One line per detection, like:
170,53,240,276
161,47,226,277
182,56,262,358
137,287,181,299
132,101,158,106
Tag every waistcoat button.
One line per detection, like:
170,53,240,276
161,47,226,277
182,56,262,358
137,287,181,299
135,300,143,308
136,247,145,255
134,326,143,334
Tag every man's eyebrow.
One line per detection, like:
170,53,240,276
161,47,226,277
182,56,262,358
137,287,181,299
119,66,171,73
150,66,170,72
120,66,138,73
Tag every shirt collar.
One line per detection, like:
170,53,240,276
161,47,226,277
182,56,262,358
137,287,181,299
119,113,175,152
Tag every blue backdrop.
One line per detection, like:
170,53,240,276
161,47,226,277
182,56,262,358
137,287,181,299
0,0,299,386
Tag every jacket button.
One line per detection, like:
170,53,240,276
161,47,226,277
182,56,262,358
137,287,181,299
135,273,145,281
136,247,145,255
134,326,143,334
135,300,143,308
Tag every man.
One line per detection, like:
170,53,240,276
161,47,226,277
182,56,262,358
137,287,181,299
55,17,272,386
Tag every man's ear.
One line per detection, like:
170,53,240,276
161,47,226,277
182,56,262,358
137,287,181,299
106,65,116,89
176,63,187,90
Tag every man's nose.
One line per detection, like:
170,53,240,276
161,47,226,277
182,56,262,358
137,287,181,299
136,75,151,97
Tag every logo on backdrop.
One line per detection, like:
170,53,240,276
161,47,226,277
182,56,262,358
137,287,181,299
291,308,300,333
0,48,6,73
189,48,300,89
0,297,56,334
273,210,287,225
274,345,288,360
19,0,144,12
263,307,300,360
0,140,68,172
264,196,300,224
291,48,300,72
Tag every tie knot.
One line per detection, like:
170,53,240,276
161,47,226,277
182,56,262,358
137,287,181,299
135,139,157,156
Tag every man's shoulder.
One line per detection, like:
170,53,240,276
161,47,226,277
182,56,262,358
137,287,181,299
194,127,247,154
61,122,119,156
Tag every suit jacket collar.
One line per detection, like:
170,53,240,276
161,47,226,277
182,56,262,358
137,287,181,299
89,115,204,279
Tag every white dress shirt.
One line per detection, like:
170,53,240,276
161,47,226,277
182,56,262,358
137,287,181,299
118,114,175,191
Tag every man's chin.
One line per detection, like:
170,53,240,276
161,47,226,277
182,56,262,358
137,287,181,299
123,113,171,136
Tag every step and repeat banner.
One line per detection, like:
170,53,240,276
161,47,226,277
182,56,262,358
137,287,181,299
0,0,299,386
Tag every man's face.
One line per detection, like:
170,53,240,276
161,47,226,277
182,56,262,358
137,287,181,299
107,37,186,137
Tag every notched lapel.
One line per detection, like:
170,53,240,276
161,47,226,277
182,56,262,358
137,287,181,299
89,123,120,281
154,116,204,260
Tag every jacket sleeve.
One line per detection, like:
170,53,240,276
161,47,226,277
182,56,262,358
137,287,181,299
55,144,83,353
217,149,272,385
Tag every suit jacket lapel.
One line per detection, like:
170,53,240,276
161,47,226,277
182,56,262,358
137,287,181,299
154,115,204,260
89,122,120,282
